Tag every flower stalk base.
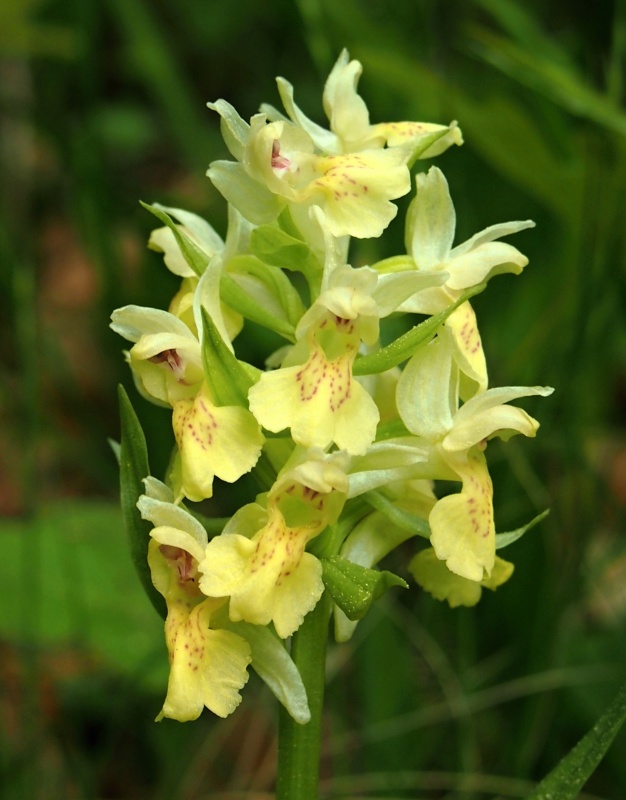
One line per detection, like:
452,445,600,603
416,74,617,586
276,592,332,800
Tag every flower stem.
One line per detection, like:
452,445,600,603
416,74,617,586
276,591,332,800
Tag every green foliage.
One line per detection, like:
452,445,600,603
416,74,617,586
527,681,626,799
0,501,165,683
199,307,256,407
118,385,166,619
321,556,408,621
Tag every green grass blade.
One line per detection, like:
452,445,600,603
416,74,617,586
118,384,166,619
526,680,626,799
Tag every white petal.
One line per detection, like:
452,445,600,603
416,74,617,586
110,305,195,343
277,76,339,154
451,220,535,257
446,241,529,290
406,167,455,270
396,331,458,440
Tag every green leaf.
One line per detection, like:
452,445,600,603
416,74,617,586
526,680,626,799
140,200,210,276
227,253,305,329
117,385,166,619
199,306,256,407
469,28,626,139
221,273,296,341
352,284,486,375
251,225,319,276
321,556,407,621
495,509,549,550
363,490,431,539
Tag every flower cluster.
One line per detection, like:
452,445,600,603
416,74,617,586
112,50,552,722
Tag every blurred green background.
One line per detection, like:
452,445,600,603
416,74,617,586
2,0,626,797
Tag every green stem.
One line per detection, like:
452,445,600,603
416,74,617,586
276,591,332,800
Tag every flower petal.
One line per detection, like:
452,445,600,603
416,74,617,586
446,241,529,290
444,404,541,453
429,449,495,581
173,385,264,502
406,167,455,270
158,599,251,721
450,220,535,258
249,347,379,455
200,509,325,639
444,302,487,394
207,160,285,224
276,76,339,154
322,51,371,148
138,495,208,550
396,331,458,441
409,548,514,607
306,150,411,239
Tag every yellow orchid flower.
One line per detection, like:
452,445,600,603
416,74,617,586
396,329,553,581
138,485,252,721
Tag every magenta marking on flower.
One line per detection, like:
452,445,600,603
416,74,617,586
159,545,202,592
271,139,292,173
149,348,187,381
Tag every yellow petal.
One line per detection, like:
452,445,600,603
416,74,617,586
199,507,324,638
429,449,495,581
249,345,379,455
445,302,487,394
409,548,514,608
159,599,251,721
305,150,411,238
173,385,264,502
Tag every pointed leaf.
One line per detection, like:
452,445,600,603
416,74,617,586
321,555,407,621
352,283,485,375
250,224,320,281
228,254,305,329
140,201,210,277
526,680,626,800
199,307,255,407
117,385,166,619
496,509,549,550
363,490,431,539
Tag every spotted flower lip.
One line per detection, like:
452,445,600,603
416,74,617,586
198,450,348,638
396,329,553,582
208,106,414,239
172,381,264,503
137,482,252,721
248,259,446,455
